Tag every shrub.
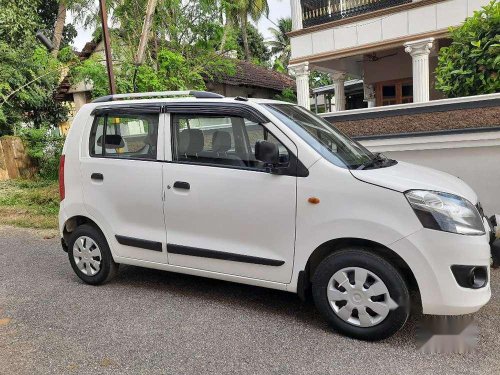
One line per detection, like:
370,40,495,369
435,1,500,97
275,87,297,103
19,127,64,180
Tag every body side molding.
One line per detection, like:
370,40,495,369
116,235,163,252
167,244,285,266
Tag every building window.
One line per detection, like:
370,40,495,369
375,79,413,106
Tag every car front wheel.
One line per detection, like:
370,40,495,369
312,248,410,341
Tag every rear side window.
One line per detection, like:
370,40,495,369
90,112,159,160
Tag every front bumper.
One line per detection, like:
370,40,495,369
390,229,491,316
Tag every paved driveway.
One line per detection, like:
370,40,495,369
0,226,499,374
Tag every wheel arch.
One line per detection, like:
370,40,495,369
62,215,102,249
298,237,420,307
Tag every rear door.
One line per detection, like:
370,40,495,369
163,104,298,283
80,105,167,263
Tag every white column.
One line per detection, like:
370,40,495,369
331,72,346,111
73,92,88,113
290,0,303,31
289,62,310,109
404,38,434,103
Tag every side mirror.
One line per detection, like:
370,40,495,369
97,134,125,149
255,140,279,165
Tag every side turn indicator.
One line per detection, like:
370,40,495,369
308,197,320,204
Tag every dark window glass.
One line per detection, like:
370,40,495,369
382,85,396,98
402,84,413,97
90,113,159,160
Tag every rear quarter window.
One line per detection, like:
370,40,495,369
89,112,159,160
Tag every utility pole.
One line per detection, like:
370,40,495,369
135,0,158,66
99,0,117,95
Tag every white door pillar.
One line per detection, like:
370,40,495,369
289,62,310,109
404,38,434,103
331,72,346,111
290,0,303,31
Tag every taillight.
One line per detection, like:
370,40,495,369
59,155,65,201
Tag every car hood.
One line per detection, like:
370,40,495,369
350,161,478,204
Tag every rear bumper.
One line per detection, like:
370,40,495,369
390,229,491,316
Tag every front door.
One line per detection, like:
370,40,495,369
163,109,297,283
80,106,167,263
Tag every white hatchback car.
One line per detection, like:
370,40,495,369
59,91,495,341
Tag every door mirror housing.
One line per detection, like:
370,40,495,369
255,140,289,175
255,140,279,165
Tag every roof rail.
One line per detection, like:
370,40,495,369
91,90,224,103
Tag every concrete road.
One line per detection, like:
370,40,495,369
1,226,499,374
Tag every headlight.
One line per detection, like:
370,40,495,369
405,190,485,235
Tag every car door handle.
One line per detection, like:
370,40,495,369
91,173,104,181
173,181,190,190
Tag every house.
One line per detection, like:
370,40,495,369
205,59,296,99
55,41,295,133
288,0,492,110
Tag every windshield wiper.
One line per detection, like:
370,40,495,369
356,153,394,170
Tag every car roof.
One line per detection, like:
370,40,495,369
85,91,291,110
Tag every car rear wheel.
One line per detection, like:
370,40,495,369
312,248,410,341
68,224,118,285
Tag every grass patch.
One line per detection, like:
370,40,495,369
0,179,59,229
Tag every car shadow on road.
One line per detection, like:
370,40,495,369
108,264,419,346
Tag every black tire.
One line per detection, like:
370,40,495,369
67,224,119,285
312,248,410,341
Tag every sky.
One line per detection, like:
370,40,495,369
69,1,291,51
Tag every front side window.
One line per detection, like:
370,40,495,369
264,104,374,169
171,114,289,170
90,112,159,160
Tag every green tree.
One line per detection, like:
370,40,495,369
0,42,67,135
219,0,269,61
49,0,95,56
239,0,269,61
275,87,296,103
435,1,500,97
0,0,68,136
0,0,42,44
267,17,292,69
236,24,271,65
218,0,239,53
70,44,236,98
38,0,78,48
310,71,332,89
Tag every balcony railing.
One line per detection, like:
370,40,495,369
301,0,412,28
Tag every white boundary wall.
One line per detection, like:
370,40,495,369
320,93,500,215
360,130,500,215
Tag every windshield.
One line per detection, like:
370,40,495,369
264,104,374,169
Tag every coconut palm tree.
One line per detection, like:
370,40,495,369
240,0,269,61
267,17,291,68
219,0,269,61
218,0,239,53
51,0,94,56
